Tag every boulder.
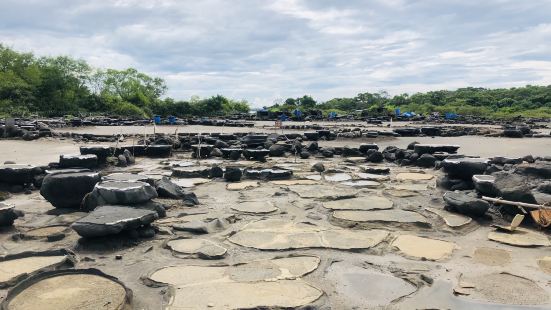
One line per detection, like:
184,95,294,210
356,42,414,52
210,148,223,157
443,191,490,217
123,149,135,164
536,182,551,194
82,181,158,211
503,128,523,138
472,175,497,196
117,155,128,167
441,157,489,180
307,142,319,152
155,177,199,205
79,145,111,162
244,168,293,180
59,154,98,169
224,167,242,182
493,172,537,203
269,144,287,157
304,132,320,141
145,145,172,157
342,146,361,157
40,171,101,209
0,203,22,226
393,128,420,137
420,127,442,136
71,205,158,238
437,176,473,191
416,154,437,168
359,143,379,153
367,151,384,163
413,144,459,155
0,164,37,184
209,166,224,178
242,149,269,161
300,151,310,159
311,162,325,173
515,162,551,179
172,166,211,178
490,156,523,165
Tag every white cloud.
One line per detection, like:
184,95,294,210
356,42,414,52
1,0,551,108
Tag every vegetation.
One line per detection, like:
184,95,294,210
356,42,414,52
269,87,551,119
0,44,250,118
2,44,551,119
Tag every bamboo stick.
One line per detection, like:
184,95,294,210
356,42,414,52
482,196,551,210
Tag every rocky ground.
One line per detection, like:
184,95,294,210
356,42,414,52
0,127,550,309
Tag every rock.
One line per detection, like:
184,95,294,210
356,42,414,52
299,151,310,159
416,154,437,168
59,154,98,169
224,166,242,182
488,228,550,247
269,144,286,157
536,182,551,194
443,191,490,217
414,144,459,155
359,143,379,153
0,164,37,184
172,166,211,178
425,207,472,228
82,181,158,211
311,162,325,173
441,157,489,180
210,147,223,157
40,171,101,209
360,166,390,174
244,168,293,180
437,176,473,190
392,235,457,261
0,203,21,226
342,146,361,157
145,145,172,157
472,175,497,196
367,151,384,163
123,149,135,164
321,148,334,157
116,155,128,167
155,177,199,205
493,172,537,204
304,132,320,140
207,166,223,178
71,205,158,238
516,162,551,178
491,156,522,165
503,128,523,138
393,128,420,136
407,141,419,150
522,155,535,163
80,145,111,162
420,127,442,136
242,149,270,161
167,238,227,259
307,142,319,152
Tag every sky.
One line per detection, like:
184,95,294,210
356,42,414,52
1,0,551,108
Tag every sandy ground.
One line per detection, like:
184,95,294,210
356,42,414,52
0,139,80,166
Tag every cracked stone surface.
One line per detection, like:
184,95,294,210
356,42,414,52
147,256,323,309
333,209,430,226
231,201,278,214
488,228,550,247
228,219,388,250
323,196,393,211
392,235,457,261
425,207,472,228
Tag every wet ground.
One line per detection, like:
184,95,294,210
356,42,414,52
1,126,550,309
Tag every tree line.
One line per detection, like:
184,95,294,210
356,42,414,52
0,44,249,118
270,86,551,119
2,44,551,119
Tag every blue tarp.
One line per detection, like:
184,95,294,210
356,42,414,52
395,108,401,116
328,111,337,119
402,112,416,118
445,112,458,120
293,109,302,118
279,114,289,121
153,115,161,124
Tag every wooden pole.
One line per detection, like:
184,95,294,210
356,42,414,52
482,196,551,210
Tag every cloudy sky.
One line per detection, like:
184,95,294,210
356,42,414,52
1,0,551,107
